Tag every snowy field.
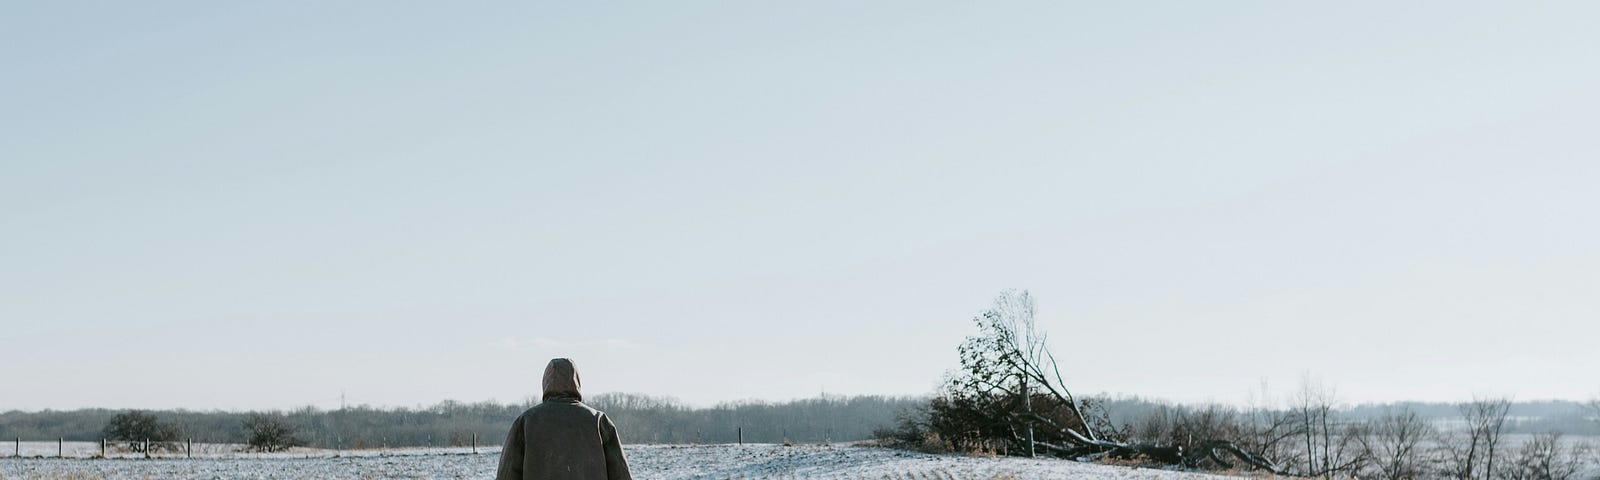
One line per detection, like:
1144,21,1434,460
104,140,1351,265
0,442,1247,480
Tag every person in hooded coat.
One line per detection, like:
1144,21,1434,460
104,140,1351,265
496,358,632,480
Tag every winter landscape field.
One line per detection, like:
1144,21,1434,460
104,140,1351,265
0,443,1241,480
9,2,1600,480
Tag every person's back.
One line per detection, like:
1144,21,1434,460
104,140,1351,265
497,358,631,480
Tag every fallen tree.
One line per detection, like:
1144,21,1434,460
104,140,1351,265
880,290,1288,474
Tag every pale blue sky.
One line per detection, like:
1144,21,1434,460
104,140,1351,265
3,1,1598,411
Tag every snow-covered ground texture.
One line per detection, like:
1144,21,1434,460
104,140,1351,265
0,442,1248,480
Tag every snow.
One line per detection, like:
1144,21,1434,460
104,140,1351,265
0,442,1248,479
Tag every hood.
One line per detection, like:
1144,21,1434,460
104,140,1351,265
541,358,582,401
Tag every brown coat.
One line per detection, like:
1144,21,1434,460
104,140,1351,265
496,358,632,480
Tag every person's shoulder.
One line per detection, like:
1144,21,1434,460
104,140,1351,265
572,401,604,415
519,402,564,417
524,401,603,417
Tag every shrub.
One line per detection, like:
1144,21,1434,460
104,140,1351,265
102,411,182,452
243,413,303,452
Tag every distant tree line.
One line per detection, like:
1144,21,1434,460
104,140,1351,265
0,394,923,449
588,393,919,444
1091,396,1600,436
3,395,1589,452
1070,391,1599,480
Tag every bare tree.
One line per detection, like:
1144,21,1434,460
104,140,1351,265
1293,375,1357,478
931,289,1096,455
988,289,1097,442
1352,406,1434,480
1441,395,1513,480
1494,432,1589,480
1243,381,1300,472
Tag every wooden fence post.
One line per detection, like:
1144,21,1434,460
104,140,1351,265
186,438,192,458
471,433,477,454
101,438,106,458
58,438,63,458
738,427,743,445
14,437,19,457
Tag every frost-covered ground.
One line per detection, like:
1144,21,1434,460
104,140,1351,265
0,442,1247,480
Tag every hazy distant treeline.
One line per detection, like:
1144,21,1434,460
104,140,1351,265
1094,396,1600,435
0,394,924,448
591,393,920,443
1,395,1590,449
